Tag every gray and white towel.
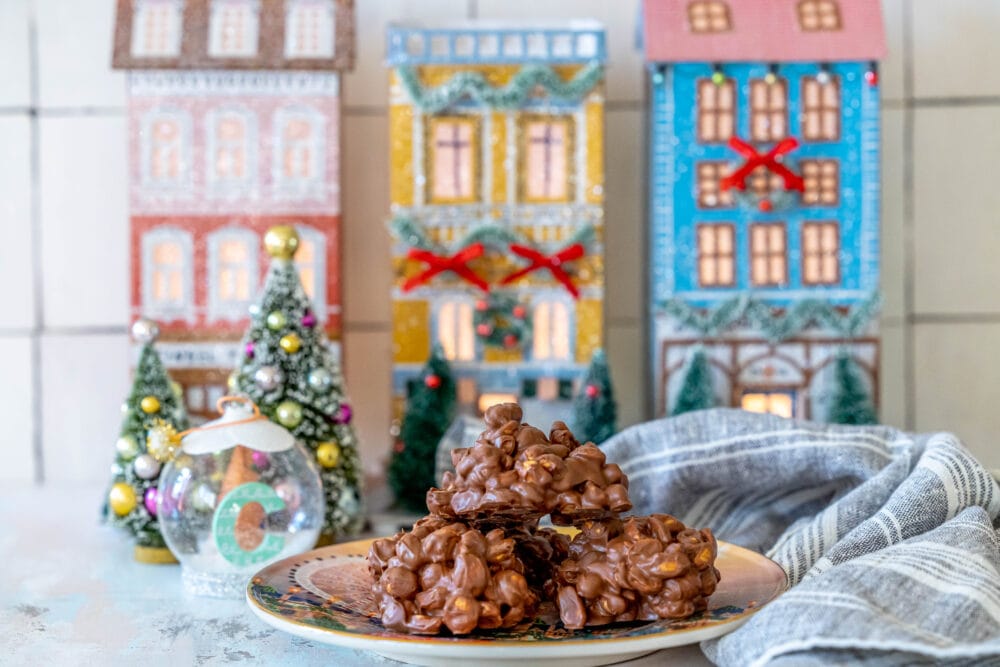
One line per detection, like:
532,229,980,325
602,408,1000,666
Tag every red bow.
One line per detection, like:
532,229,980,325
403,243,488,292
500,243,585,298
720,137,804,193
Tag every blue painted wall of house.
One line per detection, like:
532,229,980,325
649,61,880,310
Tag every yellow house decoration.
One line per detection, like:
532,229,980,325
386,23,607,419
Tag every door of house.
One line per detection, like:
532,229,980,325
740,387,797,419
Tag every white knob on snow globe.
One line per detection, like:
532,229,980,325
157,396,324,597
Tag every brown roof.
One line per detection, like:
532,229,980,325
112,0,354,71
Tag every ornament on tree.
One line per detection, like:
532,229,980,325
231,225,365,542
244,341,255,359
389,346,456,512
472,293,532,350
104,318,189,563
573,349,618,445
316,442,341,468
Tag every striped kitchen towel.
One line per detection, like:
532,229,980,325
601,408,1000,666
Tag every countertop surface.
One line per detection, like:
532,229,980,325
2,483,714,666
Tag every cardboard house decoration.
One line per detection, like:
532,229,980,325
642,0,886,420
386,23,607,421
112,0,354,419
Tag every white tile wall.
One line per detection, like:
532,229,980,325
6,0,1000,482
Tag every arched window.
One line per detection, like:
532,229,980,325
532,300,571,361
209,0,260,57
285,0,336,58
142,227,193,320
798,0,841,31
142,109,191,188
206,108,256,191
131,0,183,57
687,1,731,33
274,107,326,196
207,227,258,321
294,225,327,320
437,301,475,362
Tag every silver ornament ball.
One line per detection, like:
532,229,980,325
116,435,140,460
133,454,161,480
307,368,333,392
254,365,284,391
131,318,160,344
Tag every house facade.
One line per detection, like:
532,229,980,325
643,0,886,419
386,23,607,421
112,0,354,418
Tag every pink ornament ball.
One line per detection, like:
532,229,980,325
144,487,159,516
245,341,255,359
251,450,270,471
302,312,317,328
585,384,600,399
338,404,353,424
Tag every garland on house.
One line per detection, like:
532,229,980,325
660,292,880,343
474,293,531,349
396,62,605,114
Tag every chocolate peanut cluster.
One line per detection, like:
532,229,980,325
369,403,719,635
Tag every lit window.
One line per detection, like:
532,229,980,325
274,108,325,194
697,79,735,143
741,391,794,418
750,78,788,142
209,0,260,58
285,0,336,58
696,224,735,287
294,225,326,318
521,116,573,203
801,160,839,206
478,393,517,414
802,221,840,285
687,1,731,33
750,223,787,287
428,117,479,204
132,0,183,57
144,111,191,187
801,76,840,141
532,301,571,361
748,166,785,198
798,0,841,31
438,302,475,361
142,228,193,319
207,228,257,320
207,110,256,189
696,162,733,208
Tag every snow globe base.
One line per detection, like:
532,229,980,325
134,545,178,564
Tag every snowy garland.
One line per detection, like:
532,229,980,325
660,292,881,342
390,216,595,256
474,293,531,350
396,62,605,113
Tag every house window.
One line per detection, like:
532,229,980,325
142,228,193,319
521,116,574,203
274,108,325,193
131,0,183,57
801,160,839,205
696,162,733,208
750,223,787,287
802,221,840,285
696,224,735,287
801,76,840,141
438,301,475,361
749,167,785,198
687,1,731,33
532,301,571,361
798,0,842,31
294,225,326,319
750,78,788,142
428,117,479,204
697,79,735,143
285,0,335,58
144,111,191,187
208,0,260,58
741,390,795,418
207,228,257,320
207,110,256,189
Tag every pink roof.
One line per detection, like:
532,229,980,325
643,0,886,63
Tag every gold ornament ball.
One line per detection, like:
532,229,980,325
109,482,137,516
266,311,287,331
316,442,341,468
279,333,301,354
140,396,161,414
276,400,304,429
265,225,300,260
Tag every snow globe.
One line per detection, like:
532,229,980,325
157,396,324,597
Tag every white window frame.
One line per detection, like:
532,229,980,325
131,0,183,58
436,299,475,362
273,106,327,199
208,0,261,58
205,107,257,195
531,297,573,362
142,227,194,321
207,226,258,322
285,0,336,58
141,108,193,191
294,225,327,321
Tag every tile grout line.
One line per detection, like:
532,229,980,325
27,5,44,485
901,0,916,431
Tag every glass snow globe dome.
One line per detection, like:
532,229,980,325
157,397,324,597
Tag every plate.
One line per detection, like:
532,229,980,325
246,537,786,667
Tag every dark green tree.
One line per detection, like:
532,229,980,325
573,348,617,444
826,349,878,425
390,346,456,512
233,226,364,542
105,319,189,562
672,346,717,415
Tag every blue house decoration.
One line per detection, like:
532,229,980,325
642,0,886,421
